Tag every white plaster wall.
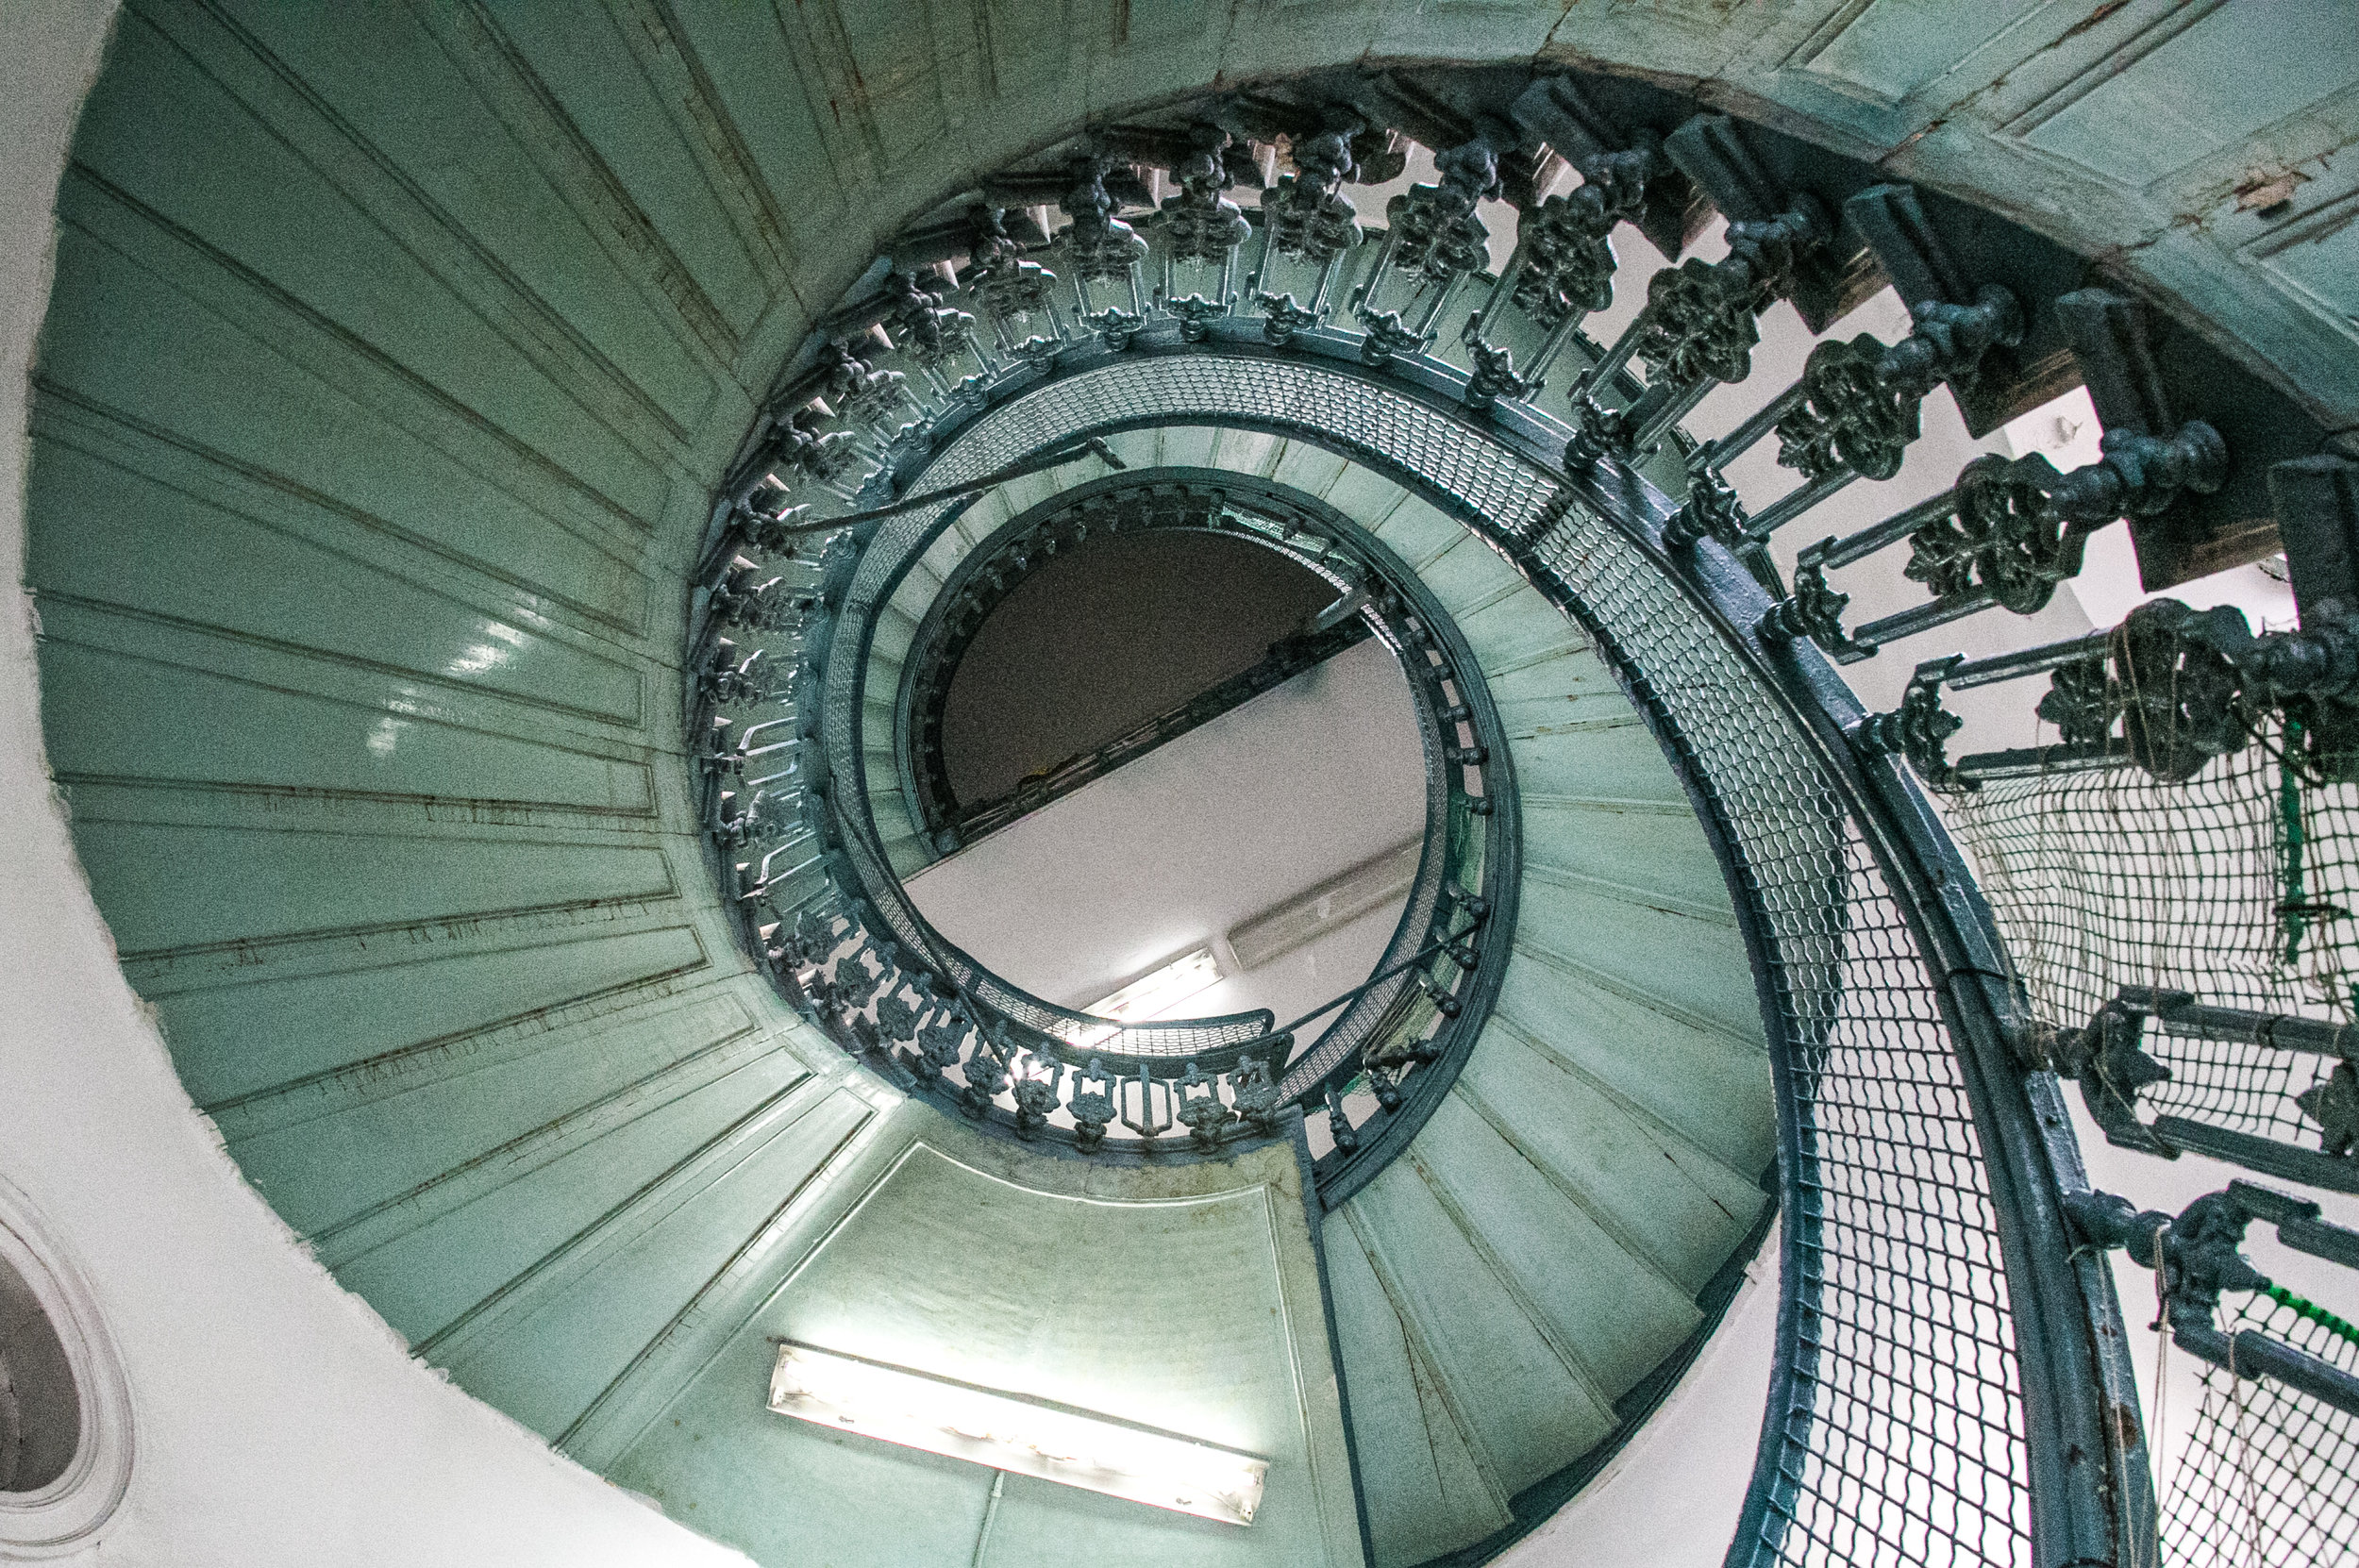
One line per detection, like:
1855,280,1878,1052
908,637,1426,1020
0,4,750,1561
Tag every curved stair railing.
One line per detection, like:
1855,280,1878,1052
681,63,2359,1568
694,439,1517,1176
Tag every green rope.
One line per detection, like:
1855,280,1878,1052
2280,717,2310,965
2261,1281,2359,1351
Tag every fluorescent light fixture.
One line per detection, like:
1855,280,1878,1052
1084,946,1222,1027
767,1341,1267,1526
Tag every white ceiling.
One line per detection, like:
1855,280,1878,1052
904,637,1427,1034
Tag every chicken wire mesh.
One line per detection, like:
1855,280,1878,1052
830,346,2062,1565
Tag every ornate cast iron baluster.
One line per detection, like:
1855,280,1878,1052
1068,1058,1117,1153
1058,156,1150,322
1176,1060,1233,1150
1156,125,1250,325
737,406,864,503
1360,140,1498,342
1253,128,1361,333
1010,1057,1062,1141
1468,144,1654,391
905,1003,970,1089
1118,1061,1175,1141
813,338,912,454
1581,200,1828,459
961,1027,1012,1116
1323,1085,1360,1154
1759,421,2226,663
696,637,770,709
1461,314,1537,410
1229,1052,1284,1135
1879,286,2024,402
2068,1186,2359,1418
881,269,985,396
962,206,1061,350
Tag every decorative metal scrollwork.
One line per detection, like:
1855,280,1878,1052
1160,127,1252,265
1904,454,2093,616
2035,654,2116,747
1857,657,1968,788
1068,1059,1116,1153
963,207,1058,337
1385,140,1499,288
1058,158,1150,284
1507,148,1650,327
1260,129,1360,266
1662,466,1748,548
1632,204,1821,387
1774,334,1919,483
882,271,980,378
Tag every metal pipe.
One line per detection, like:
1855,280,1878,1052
1822,487,1962,570
1945,629,2112,691
1708,380,1810,472
1629,375,1715,452
1585,307,1649,389
1524,311,1585,384
1745,468,1857,539
1949,742,2123,782
1851,591,1996,648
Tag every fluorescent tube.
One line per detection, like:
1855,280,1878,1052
767,1341,1267,1525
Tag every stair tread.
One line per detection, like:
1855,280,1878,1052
1413,530,1523,619
1346,1162,1619,1497
1508,722,1690,806
1521,798,1729,909
1364,495,1465,568
1459,1022,1768,1295
1414,1093,1705,1399
1324,1215,1514,1566
1493,949,1775,1176
1514,885,1760,1039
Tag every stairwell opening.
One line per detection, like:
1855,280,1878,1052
900,517,1430,1054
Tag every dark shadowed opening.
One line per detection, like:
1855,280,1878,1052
938,529,1339,806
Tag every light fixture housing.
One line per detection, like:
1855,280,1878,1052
766,1340,1268,1525
1079,946,1224,1043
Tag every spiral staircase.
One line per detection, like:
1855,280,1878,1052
9,6,2359,1568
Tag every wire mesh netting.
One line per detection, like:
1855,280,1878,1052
863,350,2037,1563
1529,506,2032,1568
2159,1293,2359,1568
1947,724,2356,1159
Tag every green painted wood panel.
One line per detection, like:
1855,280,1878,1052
228,990,776,1229
1321,1214,1511,1567
1522,797,1732,912
29,437,645,726
1410,1096,1702,1400
1345,1163,1616,1496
